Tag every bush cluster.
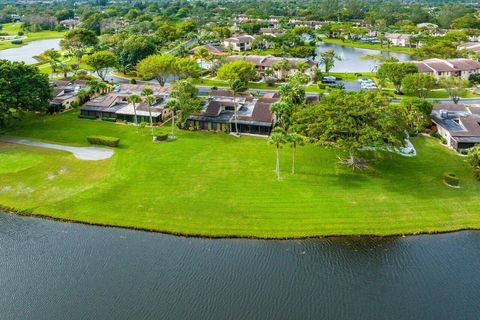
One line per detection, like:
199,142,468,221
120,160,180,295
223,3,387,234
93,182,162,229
11,40,23,45
155,133,169,141
87,135,120,147
78,115,96,120
101,117,116,122
443,172,459,187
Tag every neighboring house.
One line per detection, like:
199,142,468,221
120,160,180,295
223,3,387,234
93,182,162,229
232,15,279,29
60,19,82,30
224,55,317,79
431,103,480,151
10,14,21,22
413,58,480,80
188,45,228,69
187,90,278,135
288,19,325,29
80,84,169,123
259,28,283,37
50,79,87,111
416,23,438,30
223,35,255,51
458,42,480,54
385,33,413,47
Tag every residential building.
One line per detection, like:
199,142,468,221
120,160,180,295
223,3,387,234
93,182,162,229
288,19,325,30
59,19,82,29
223,35,255,51
50,79,87,112
188,45,228,69
458,42,480,54
431,103,480,151
187,90,278,135
385,33,413,47
413,58,480,80
224,55,317,79
259,28,283,37
80,84,169,123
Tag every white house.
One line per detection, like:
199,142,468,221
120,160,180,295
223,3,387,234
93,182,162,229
223,35,255,51
385,33,413,47
413,58,480,80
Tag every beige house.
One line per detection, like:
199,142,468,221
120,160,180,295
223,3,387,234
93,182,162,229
413,58,480,80
224,55,317,79
223,35,255,51
385,33,413,47
431,104,480,151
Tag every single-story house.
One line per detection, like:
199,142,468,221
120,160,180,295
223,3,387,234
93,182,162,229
80,84,169,123
385,33,414,47
49,79,87,112
413,58,480,80
223,35,255,51
187,90,278,135
458,42,480,54
431,103,480,150
60,19,82,30
224,55,317,79
259,28,283,37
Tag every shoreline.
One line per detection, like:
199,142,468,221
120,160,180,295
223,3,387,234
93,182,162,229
2,205,479,240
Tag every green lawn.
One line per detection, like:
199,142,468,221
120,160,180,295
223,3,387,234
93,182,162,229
0,23,66,51
320,37,415,55
1,111,479,238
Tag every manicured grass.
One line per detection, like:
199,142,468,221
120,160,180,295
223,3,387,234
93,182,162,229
0,23,66,51
1,111,479,238
321,37,415,55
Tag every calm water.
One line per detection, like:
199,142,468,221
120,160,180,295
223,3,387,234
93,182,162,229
316,42,412,73
0,38,60,64
1,211,479,320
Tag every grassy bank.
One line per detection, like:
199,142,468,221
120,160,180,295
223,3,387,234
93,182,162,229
0,23,66,51
320,37,415,55
1,111,479,238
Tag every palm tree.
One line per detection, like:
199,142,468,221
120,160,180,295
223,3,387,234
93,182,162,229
268,128,287,181
43,49,61,79
127,94,142,127
86,80,107,97
165,98,180,140
58,63,71,79
272,58,291,81
141,87,156,139
229,79,247,136
287,132,304,175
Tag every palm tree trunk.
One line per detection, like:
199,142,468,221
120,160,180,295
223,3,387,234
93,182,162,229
234,93,239,135
276,144,280,180
292,146,295,175
133,103,138,127
171,110,175,139
148,105,154,140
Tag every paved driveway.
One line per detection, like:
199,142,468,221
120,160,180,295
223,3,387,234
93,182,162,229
0,137,114,161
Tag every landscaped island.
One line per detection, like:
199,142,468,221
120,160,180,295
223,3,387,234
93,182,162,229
1,111,479,238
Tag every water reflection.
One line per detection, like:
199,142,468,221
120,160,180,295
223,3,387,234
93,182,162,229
0,38,61,64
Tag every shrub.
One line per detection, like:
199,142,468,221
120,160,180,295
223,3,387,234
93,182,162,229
17,31,24,36
155,133,169,141
11,40,23,45
443,172,459,187
459,149,469,155
101,117,116,122
430,131,441,139
78,115,96,120
440,137,447,145
467,146,480,181
87,135,120,147
130,78,137,84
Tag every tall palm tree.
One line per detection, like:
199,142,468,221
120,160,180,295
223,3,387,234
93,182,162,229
165,98,180,140
287,132,304,175
127,94,142,127
272,58,291,80
141,87,156,139
229,79,247,136
268,128,287,181
58,63,71,79
86,80,107,98
43,49,61,79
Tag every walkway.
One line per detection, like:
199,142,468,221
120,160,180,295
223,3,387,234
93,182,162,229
0,137,114,161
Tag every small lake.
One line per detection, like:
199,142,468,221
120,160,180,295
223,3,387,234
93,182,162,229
1,211,479,319
0,38,61,64
316,42,412,73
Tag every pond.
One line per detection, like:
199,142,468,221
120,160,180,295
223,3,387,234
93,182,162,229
0,38,61,64
316,42,412,73
1,211,479,320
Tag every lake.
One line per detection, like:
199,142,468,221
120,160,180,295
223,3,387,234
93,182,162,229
316,42,412,73
1,211,479,319
0,38,60,64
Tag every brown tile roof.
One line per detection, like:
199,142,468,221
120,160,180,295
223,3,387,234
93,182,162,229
225,35,255,43
225,55,316,68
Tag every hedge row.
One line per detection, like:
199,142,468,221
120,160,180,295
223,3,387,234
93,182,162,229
87,135,120,148
101,117,116,122
78,115,96,120
443,172,459,187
